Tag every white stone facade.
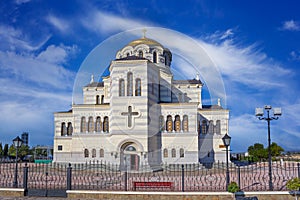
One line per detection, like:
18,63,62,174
53,37,230,169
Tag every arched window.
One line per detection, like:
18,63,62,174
100,149,104,157
201,120,207,134
153,51,157,63
95,116,102,132
127,72,133,96
125,145,136,152
96,95,100,104
183,115,188,132
67,122,73,136
171,148,176,158
92,149,96,158
81,117,86,133
101,95,104,104
208,120,214,134
84,149,89,158
103,116,109,132
88,117,94,132
61,122,67,136
138,50,143,58
180,148,184,158
174,115,181,132
159,115,165,131
135,78,141,96
166,115,173,132
126,53,130,57
215,120,221,134
163,148,168,158
119,79,125,96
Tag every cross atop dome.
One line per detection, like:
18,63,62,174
142,28,147,38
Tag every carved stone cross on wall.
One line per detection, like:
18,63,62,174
121,106,139,127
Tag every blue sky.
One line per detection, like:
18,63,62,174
1,0,300,152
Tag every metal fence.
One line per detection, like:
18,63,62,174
0,160,299,196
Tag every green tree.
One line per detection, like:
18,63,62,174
34,147,48,157
270,142,284,157
248,143,267,162
0,143,3,157
8,144,30,159
3,144,8,157
248,142,284,162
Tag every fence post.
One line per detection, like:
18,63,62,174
67,163,72,190
237,165,241,190
23,163,28,196
124,171,128,191
181,164,184,192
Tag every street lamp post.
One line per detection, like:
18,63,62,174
222,133,231,191
255,105,281,191
13,136,23,188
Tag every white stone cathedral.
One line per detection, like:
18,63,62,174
53,36,230,170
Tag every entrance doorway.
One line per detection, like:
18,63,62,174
120,143,140,171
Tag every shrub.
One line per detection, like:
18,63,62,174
287,178,300,191
228,181,239,193
287,178,300,200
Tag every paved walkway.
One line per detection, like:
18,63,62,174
0,198,71,200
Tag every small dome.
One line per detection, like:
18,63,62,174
127,37,164,48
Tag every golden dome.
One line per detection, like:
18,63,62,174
127,37,164,47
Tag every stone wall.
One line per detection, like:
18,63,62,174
0,188,24,197
66,191,300,200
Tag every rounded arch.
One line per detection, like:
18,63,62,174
117,139,144,153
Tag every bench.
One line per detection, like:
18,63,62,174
133,181,173,191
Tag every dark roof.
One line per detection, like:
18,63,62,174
85,82,104,87
115,55,148,61
202,105,223,110
173,79,202,85
56,109,73,113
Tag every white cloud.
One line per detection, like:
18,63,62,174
220,29,234,40
0,50,75,89
47,15,71,33
290,51,300,61
281,20,300,31
0,77,71,103
78,12,291,91
0,95,71,146
200,30,291,89
81,10,153,35
0,25,77,145
0,25,50,51
37,44,78,64
230,114,266,151
229,112,300,152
